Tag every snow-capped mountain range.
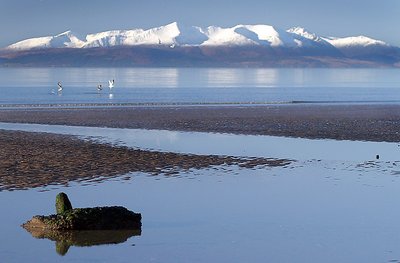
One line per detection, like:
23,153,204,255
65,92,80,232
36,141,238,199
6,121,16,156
5,22,392,50
2,22,399,67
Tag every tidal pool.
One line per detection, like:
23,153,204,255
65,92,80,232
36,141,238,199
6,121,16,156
0,122,398,162
1,123,400,262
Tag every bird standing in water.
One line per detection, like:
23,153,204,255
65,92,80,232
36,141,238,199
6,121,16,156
57,82,63,93
108,79,115,90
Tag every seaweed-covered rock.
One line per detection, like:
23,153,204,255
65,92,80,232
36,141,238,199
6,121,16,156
23,193,141,232
23,206,142,230
55,192,72,214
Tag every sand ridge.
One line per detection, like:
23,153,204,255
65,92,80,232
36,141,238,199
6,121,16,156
0,130,290,191
0,104,400,142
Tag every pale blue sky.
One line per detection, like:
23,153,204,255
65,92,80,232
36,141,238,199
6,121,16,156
0,0,398,47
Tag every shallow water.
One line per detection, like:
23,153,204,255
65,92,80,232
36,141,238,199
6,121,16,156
2,66,400,262
1,123,400,262
2,162,400,262
1,68,400,105
0,122,398,162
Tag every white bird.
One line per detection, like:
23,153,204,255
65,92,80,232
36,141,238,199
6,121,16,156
57,82,63,93
97,84,103,91
108,79,115,89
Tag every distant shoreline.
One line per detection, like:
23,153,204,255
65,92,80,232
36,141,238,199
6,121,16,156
1,104,400,142
1,44,398,68
1,100,400,109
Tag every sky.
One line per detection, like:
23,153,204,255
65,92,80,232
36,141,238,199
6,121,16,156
0,0,399,48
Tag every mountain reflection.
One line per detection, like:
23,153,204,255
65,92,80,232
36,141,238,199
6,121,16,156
24,227,141,256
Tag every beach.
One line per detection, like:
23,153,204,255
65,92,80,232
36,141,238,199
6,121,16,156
2,104,400,262
0,102,400,190
1,65,400,262
0,103,397,190
0,104,400,142
0,128,290,191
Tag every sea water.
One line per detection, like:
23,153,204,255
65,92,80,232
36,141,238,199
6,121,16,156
1,67,400,262
0,67,400,105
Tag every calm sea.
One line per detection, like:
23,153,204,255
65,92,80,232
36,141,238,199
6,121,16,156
0,67,399,105
2,67,400,263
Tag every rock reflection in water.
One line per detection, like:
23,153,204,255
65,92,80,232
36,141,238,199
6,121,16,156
23,227,141,256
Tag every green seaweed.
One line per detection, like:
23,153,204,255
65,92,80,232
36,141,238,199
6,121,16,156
27,206,141,230
55,192,72,214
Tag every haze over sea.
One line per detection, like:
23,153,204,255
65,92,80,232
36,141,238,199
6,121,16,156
1,67,400,106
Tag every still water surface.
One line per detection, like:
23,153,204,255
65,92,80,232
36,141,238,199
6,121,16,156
0,122,398,162
1,67,400,262
0,67,400,105
1,123,400,262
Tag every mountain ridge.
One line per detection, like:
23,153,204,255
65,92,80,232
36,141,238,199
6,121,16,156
2,22,399,67
5,22,394,50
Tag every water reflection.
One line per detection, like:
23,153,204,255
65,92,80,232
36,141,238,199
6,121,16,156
253,68,278,87
205,68,242,87
205,68,281,88
23,228,141,256
0,122,398,162
1,67,400,89
1,68,400,106
119,68,179,88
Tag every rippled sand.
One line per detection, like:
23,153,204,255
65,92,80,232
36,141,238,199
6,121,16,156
0,130,290,191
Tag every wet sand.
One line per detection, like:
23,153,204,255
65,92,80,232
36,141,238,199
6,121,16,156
0,104,398,190
0,104,400,142
0,130,290,191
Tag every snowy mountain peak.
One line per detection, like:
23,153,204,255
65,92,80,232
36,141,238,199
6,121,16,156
53,30,85,48
236,24,288,46
287,27,317,41
323,35,388,48
202,24,303,47
7,29,86,50
5,22,394,51
201,25,257,46
7,36,54,50
56,30,73,37
83,22,181,48
174,24,207,46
